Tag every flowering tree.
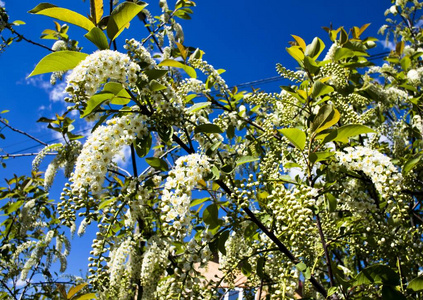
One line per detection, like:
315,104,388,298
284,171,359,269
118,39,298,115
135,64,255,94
2,0,423,299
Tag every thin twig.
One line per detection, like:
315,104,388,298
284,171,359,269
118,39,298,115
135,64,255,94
0,153,56,159
0,119,47,146
7,26,53,52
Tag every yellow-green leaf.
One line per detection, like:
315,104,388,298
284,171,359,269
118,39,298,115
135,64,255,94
315,109,340,133
29,3,95,31
291,35,306,51
84,27,109,50
28,51,88,77
90,0,103,25
73,293,97,300
107,2,147,41
159,59,197,78
279,128,306,151
67,283,87,299
286,46,304,64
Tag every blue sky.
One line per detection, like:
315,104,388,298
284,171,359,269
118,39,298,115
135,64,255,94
0,0,390,281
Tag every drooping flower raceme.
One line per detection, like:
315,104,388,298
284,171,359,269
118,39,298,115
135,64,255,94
65,50,140,105
70,113,148,196
160,154,210,236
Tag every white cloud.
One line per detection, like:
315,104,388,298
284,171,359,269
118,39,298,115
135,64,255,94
378,40,396,51
0,1,5,8
24,74,68,103
114,145,132,168
49,82,67,102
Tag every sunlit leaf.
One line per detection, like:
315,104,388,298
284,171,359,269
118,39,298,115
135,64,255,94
29,3,95,31
107,2,147,41
28,51,88,77
279,128,306,151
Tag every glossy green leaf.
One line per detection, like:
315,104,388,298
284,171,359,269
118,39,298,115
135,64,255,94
29,3,95,31
84,27,109,50
286,46,304,64
355,265,400,286
134,134,152,158
218,231,229,255
309,151,334,163
28,51,88,77
312,81,334,99
203,203,219,229
67,283,87,299
144,69,168,80
194,124,223,134
236,156,259,166
159,59,197,78
81,93,112,117
403,155,422,175
145,157,168,171
149,80,167,92
187,102,211,113
333,124,374,143
382,286,406,300
279,128,306,151
305,37,325,60
334,48,355,61
311,104,339,133
107,2,147,41
90,0,103,25
190,197,210,207
74,293,97,300
408,275,423,292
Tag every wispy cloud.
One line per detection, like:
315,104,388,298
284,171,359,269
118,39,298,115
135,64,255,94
24,75,67,103
0,1,5,8
378,40,395,51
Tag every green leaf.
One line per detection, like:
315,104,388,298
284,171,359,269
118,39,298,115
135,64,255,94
403,155,422,175
190,197,210,207
217,231,229,255
334,48,355,61
236,156,259,166
355,265,400,286
107,2,148,41
286,46,304,64
279,128,306,151
84,27,109,50
149,80,167,92
98,198,114,210
81,93,112,117
305,37,325,60
325,193,337,212
159,59,197,78
67,283,87,299
312,81,334,99
203,203,219,229
296,262,307,272
144,69,168,80
333,124,374,143
256,256,265,279
241,262,252,276
408,275,423,292
74,293,97,300
187,102,211,114
194,124,223,134
90,0,104,25
309,151,334,163
134,134,152,158
28,51,88,77
382,286,407,300
145,157,169,171
311,104,337,133
29,3,95,31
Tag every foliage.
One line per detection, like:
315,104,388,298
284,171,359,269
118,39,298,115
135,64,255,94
2,0,423,299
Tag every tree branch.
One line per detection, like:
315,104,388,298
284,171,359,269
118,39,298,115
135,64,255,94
0,119,47,146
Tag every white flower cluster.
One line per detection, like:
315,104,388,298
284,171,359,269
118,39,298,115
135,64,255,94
160,154,210,235
179,78,209,97
32,143,62,172
70,114,148,196
336,146,402,197
65,50,140,104
407,67,423,85
124,38,156,67
323,42,341,61
189,58,229,93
